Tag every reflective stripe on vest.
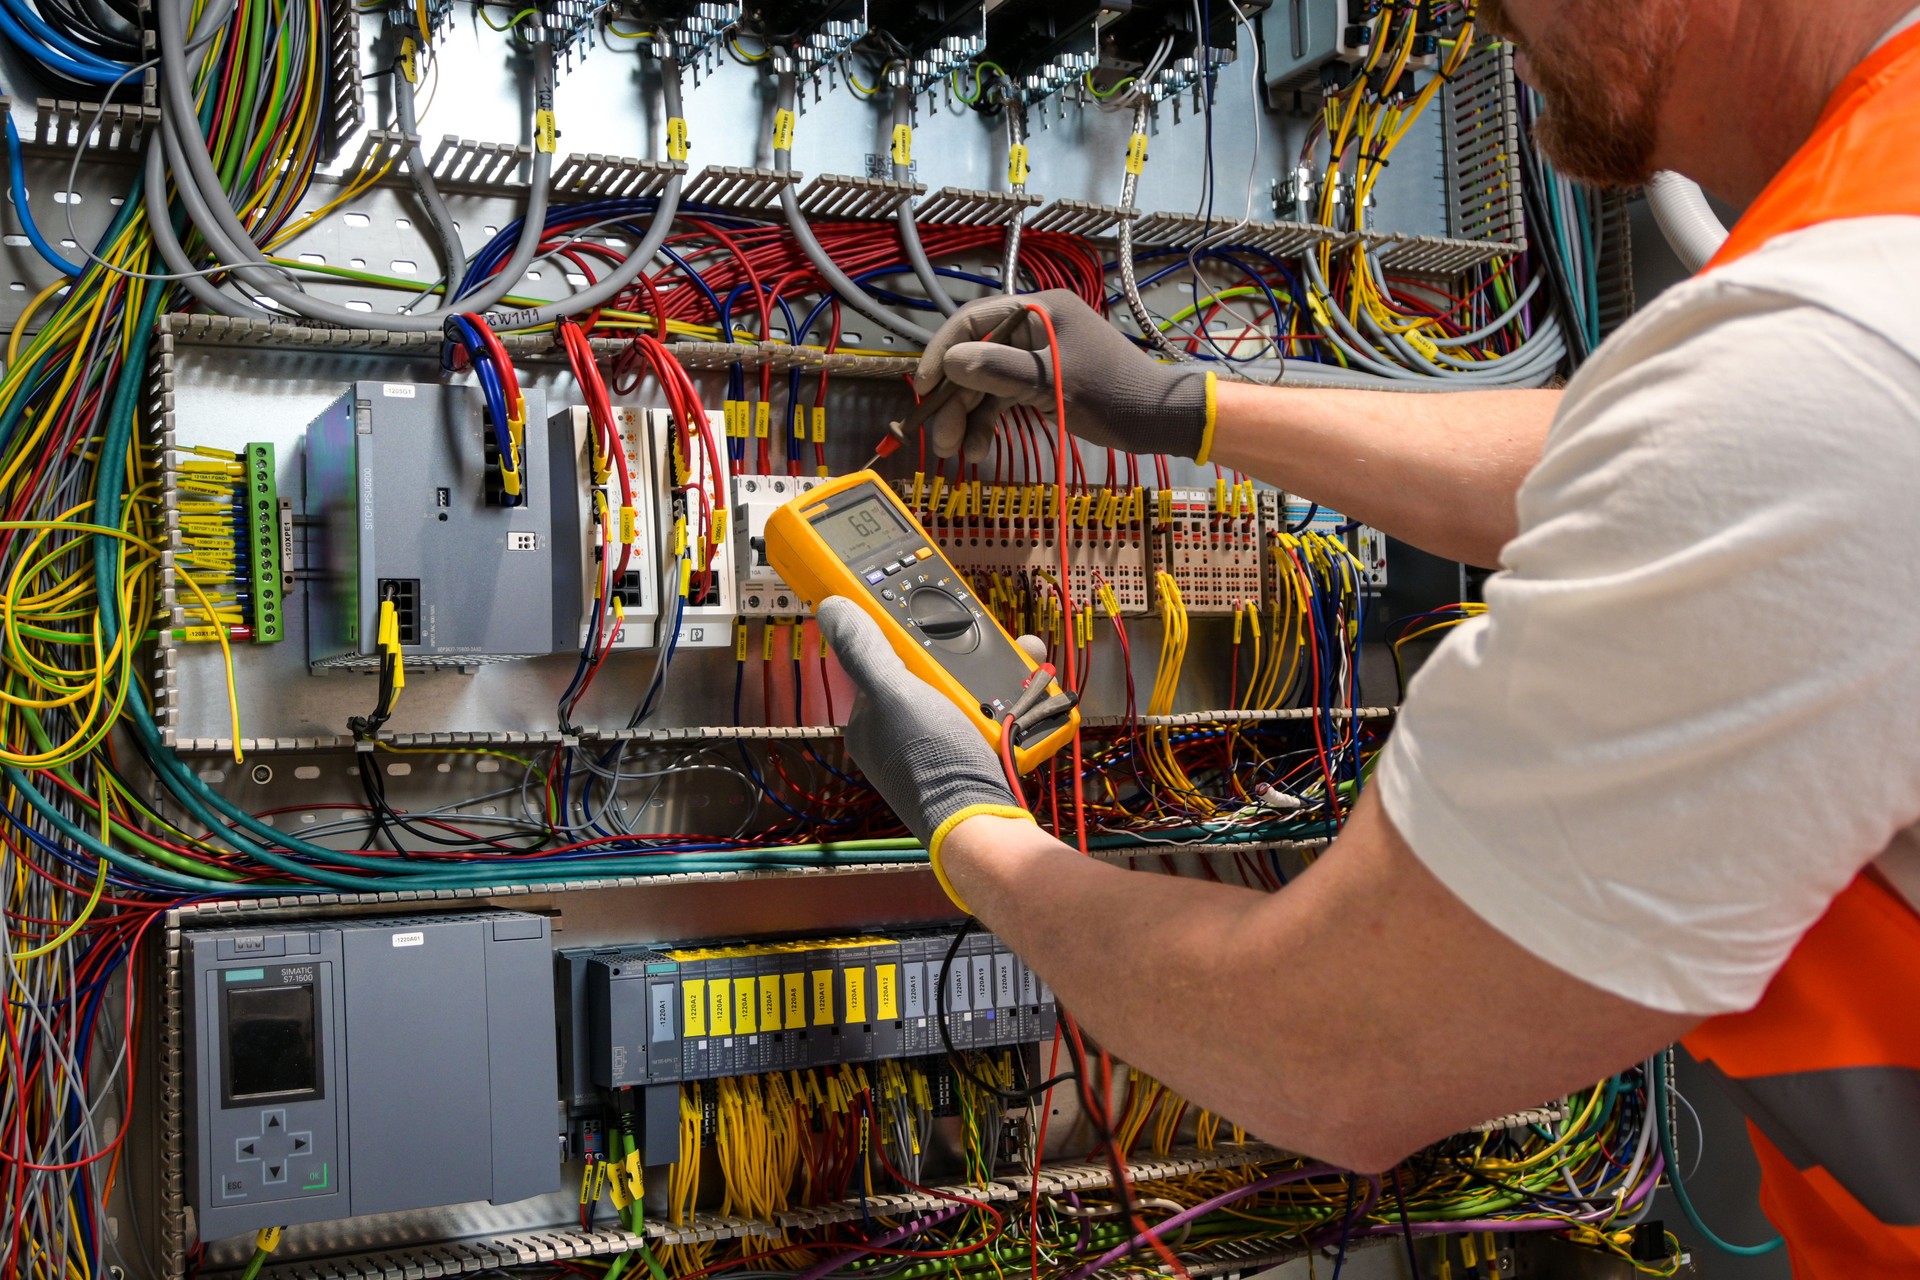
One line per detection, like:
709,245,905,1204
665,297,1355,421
1687,871,1920,1268
1682,23,1920,1272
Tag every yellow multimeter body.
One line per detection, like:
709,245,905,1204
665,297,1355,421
765,470,1078,773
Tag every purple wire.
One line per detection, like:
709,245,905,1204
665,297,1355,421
1064,1191,1093,1256
1061,1165,1342,1280
788,1205,966,1280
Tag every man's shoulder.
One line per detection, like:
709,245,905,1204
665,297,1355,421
1629,215,1920,364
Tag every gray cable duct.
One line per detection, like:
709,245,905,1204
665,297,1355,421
394,66,468,291
1114,100,1188,360
476,53,687,331
773,51,935,345
153,0,552,329
891,82,957,316
999,98,1027,295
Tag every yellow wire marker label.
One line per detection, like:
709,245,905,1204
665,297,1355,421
535,109,558,155
812,406,827,444
759,974,782,1029
1007,143,1029,186
843,966,867,1024
667,116,689,162
733,977,757,1034
890,124,913,168
784,972,807,1029
772,108,796,152
811,969,834,1026
735,620,749,661
1125,132,1149,175
754,401,771,438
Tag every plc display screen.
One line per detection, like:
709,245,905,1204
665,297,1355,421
810,494,912,566
224,983,320,1104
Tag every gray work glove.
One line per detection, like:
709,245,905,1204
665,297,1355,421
914,289,1217,465
819,597,1040,910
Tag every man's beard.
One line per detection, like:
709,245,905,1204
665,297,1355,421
1480,0,1687,187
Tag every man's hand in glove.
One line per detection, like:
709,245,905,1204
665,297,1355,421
817,596,1049,911
913,289,1217,465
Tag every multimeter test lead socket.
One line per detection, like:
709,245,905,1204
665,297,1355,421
864,311,1028,470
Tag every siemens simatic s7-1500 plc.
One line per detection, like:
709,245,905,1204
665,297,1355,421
184,911,561,1240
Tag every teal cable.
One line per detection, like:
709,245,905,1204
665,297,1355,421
1652,1050,1784,1258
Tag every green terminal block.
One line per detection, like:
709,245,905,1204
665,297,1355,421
245,442,283,642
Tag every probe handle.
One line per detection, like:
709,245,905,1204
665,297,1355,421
871,309,1028,461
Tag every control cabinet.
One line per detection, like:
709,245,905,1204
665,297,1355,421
185,911,561,1240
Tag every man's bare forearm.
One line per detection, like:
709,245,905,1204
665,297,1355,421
939,805,1694,1171
1208,382,1561,568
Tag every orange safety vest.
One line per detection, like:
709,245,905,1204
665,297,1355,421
1683,22,1920,1279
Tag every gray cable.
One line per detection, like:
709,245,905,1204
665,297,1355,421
394,65,468,291
153,0,552,330
773,51,934,345
891,82,956,316
1302,249,1562,386
141,135,262,317
1364,252,1544,349
476,50,687,331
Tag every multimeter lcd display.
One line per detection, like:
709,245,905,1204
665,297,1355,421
809,495,912,566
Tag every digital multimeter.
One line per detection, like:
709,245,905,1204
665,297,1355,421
765,471,1079,772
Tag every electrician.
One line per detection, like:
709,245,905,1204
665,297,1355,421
819,1,1920,1275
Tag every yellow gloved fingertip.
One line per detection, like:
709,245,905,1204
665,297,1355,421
925,805,1036,914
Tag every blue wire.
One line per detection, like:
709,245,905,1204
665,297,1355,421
4,114,81,274
0,0,133,82
444,317,516,491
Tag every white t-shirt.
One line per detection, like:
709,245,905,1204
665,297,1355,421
1375,215,1920,1016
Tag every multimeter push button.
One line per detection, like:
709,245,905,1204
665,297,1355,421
907,587,980,654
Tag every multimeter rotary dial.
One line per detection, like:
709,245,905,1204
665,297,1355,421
906,586,981,653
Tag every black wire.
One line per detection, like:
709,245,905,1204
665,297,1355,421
935,919,1077,1102
1391,1168,1424,1279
